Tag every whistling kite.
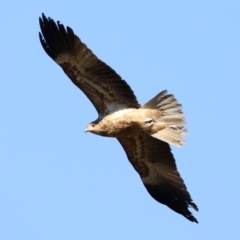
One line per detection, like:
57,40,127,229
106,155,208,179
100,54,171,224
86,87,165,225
39,13,198,223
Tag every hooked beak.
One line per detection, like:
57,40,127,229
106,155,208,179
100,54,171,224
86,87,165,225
84,124,92,133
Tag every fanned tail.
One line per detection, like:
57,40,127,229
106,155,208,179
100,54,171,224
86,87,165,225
141,90,187,147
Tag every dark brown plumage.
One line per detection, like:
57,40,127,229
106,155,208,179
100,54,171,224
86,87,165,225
39,13,198,223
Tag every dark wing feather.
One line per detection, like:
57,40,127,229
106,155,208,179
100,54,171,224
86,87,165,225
39,13,140,116
118,134,198,223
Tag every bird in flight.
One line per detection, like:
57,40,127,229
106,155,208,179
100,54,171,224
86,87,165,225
39,13,198,223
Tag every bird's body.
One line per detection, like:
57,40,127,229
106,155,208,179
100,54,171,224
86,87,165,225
85,108,165,137
39,13,199,223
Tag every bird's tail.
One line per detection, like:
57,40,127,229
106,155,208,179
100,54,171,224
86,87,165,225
141,90,187,147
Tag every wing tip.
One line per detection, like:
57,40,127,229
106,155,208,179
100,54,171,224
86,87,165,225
144,182,199,223
186,213,199,223
38,13,75,60
185,201,199,223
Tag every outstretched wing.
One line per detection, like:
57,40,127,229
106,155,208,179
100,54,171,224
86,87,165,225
39,13,140,116
118,134,198,223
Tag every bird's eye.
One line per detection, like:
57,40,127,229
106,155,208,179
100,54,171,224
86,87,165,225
144,118,153,126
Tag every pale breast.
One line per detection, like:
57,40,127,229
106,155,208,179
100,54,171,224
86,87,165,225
96,108,161,137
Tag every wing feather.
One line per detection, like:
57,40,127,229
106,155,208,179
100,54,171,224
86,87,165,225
39,13,140,115
118,134,198,223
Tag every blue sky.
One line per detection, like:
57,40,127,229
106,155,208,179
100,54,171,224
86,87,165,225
1,1,240,239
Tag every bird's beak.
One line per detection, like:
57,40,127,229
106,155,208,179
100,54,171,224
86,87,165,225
84,125,91,133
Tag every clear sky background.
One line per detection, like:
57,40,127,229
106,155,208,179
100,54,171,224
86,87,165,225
1,1,240,239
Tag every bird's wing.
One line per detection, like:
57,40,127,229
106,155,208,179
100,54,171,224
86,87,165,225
118,134,198,223
39,13,140,116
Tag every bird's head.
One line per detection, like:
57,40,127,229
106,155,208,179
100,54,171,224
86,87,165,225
85,122,103,135
85,121,108,137
84,123,96,133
